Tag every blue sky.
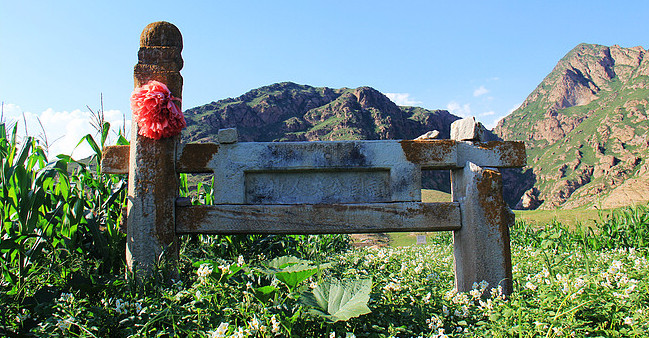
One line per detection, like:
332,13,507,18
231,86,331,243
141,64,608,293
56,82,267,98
1,0,647,157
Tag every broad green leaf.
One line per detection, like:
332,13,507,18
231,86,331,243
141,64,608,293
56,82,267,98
253,285,277,303
274,263,318,290
225,264,243,279
300,278,372,322
265,256,312,270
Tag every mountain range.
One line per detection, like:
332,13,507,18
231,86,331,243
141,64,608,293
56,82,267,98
183,82,458,143
181,43,649,210
495,43,649,209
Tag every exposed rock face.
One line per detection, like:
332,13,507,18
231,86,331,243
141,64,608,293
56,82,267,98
182,82,461,193
515,187,542,210
495,43,649,209
184,82,459,143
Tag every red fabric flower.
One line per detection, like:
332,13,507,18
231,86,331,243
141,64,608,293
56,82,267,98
130,80,185,140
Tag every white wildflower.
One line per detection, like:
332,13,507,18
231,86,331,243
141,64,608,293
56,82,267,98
469,288,482,299
197,263,213,279
427,315,442,329
346,332,356,338
58,292,74,303
237,255,245,266
452,292,469,305
443,289,456,301
219,263,231,273
432,328,448,338
56,317,73,331
383,281,402,292
442,305,449,316
115,299,129,315
422,292,431,303
525,281,537,291
490,285,504,299
608,260,623,274
479,298,493,311
624,316,634,325
210,322,229,338
231,327,249,338
271,315,280,334
249,316,260,331
534,321,548,329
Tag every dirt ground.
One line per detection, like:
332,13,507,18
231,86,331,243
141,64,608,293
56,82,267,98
349,233,390,248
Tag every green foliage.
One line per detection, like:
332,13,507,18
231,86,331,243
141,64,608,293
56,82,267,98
511,203,649,252
262,256,328,291
300,278,372,323
3,208,649,336
0,117,127,334
595,204,649,249
2,109,649,336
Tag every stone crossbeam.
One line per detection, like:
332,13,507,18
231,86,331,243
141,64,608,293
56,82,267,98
102,139,526,175
175,202,461,234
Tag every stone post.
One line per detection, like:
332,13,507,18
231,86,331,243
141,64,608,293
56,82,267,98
126,21,183,278
450,117,514,295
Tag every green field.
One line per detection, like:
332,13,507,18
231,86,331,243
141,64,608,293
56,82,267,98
389,190,621,247
514,208,613,228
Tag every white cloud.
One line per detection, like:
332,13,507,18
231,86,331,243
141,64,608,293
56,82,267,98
481,102,523,130
446,101,472,117
484,115,506,130
508,102,522,114
385,93,422,106
1,104,130,159
473,85,489,97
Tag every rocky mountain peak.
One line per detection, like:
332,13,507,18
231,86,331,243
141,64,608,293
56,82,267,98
508,44,649,118
495,43,649,210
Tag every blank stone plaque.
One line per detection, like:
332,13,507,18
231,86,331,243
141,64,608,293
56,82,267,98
245,169,391,204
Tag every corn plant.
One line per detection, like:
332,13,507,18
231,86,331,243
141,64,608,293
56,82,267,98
0,117,128,301
0,122,50,296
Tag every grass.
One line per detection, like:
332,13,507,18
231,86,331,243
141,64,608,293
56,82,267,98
9,213,647,337
514,208,613,228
